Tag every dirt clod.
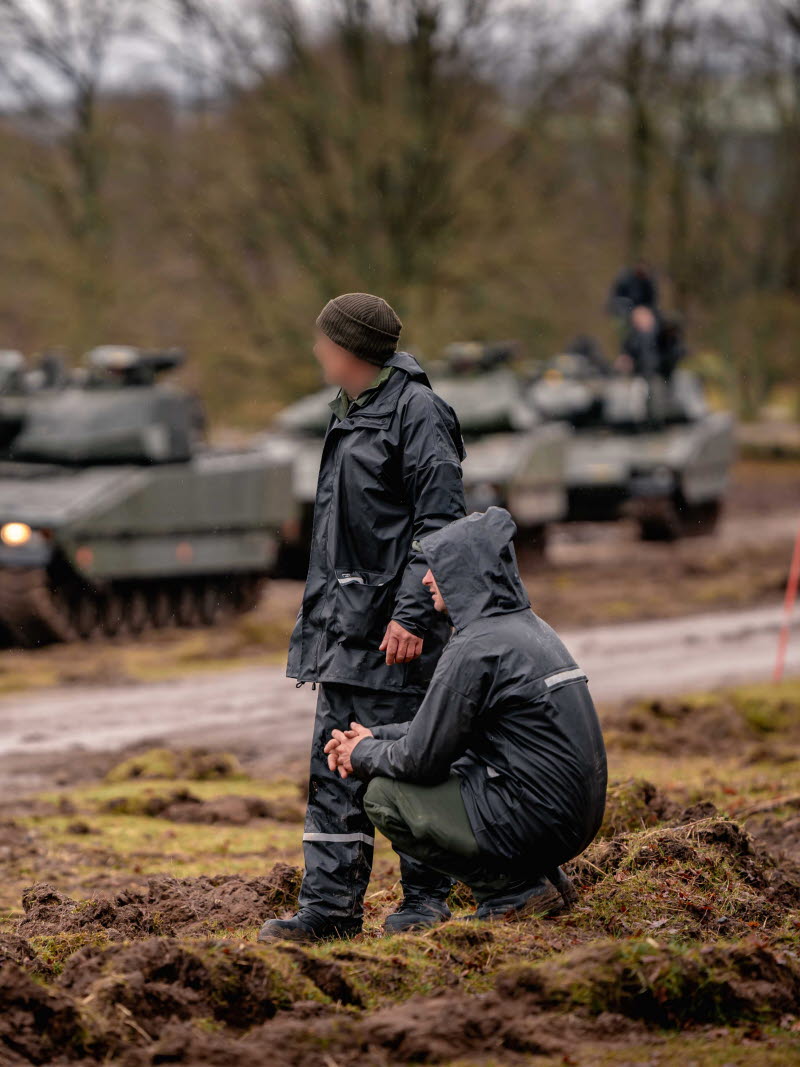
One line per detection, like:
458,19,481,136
570,816,800,940
281,946,365,1007
59,938,284,1040
17,864,302,940
499,938,800,1027
0,820,38,863
599,778,680,838
0,963,85,1065
105,747,243,783
101,789,303,824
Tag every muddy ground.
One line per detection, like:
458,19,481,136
2,679,800,1065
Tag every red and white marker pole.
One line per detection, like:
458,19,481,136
773,524,800,682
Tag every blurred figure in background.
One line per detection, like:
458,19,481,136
606,259,660,320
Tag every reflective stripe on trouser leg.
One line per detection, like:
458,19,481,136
303,832,375,845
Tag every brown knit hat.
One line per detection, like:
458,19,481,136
316,293,402,366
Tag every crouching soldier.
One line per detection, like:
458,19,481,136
325,508,607,922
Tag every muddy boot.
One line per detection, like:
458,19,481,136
467,877,564,922
257,913,362,944
383,892,451,934
545,866,578,911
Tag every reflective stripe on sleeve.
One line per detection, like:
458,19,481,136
544,667,587,688
303,832,375,845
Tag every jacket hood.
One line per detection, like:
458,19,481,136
386,349,431,386
419,507,530,631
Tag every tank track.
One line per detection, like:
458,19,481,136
0,567,266,648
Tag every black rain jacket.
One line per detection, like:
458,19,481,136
287,350,466,694
606,267,659,318
351,507,608,866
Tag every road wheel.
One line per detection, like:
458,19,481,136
638,512,680,542
198,580,224,626
638,496,722,541
175,583,201,627
100,590,127,638
233,575,265,615
516,524,548,565
72,591,100,640
148,585,174,629
124,587,150,635
677,498,722,538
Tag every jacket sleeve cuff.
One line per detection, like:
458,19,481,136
389,613,427,638
350,737,390,779
370,722,411,742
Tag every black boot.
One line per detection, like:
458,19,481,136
467,877,564,922
545,866,578,911
257,913,362,944
383,891,451,934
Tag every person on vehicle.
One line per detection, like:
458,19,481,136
606,260,659,320
259,292,466,944
618,304,661,379
325,507,607,923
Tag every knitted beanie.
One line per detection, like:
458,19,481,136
316,292,402,366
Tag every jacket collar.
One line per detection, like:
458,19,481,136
329,364,395,422
385,350,431,386
332,351,429,424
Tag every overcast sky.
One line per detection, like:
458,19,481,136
0,0,763,109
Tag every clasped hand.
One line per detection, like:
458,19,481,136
324,722,374,778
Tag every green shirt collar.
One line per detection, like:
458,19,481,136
329,364,395,421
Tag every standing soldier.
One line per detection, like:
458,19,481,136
259,293,466,943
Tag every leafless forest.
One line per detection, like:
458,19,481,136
0,0,798,424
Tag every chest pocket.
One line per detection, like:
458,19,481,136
336,417,396,491
334,569,398,647
332,416,407,574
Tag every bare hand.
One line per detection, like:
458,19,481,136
324,722,373,778
379,620,423,665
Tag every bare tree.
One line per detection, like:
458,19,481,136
746,1,800,295
0,0,145,346
167,0,531,379
598,0,695,262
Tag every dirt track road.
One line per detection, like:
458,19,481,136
1,600,797,797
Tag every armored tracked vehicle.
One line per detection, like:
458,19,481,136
429,343,568,546
0,346,295,646
528,350,735,540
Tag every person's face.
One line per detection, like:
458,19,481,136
631,305,656,333
422,568,447,613
313,330,359,388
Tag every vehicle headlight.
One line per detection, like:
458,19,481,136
1,522,32,546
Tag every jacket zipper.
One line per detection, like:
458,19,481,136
312,414,351,676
